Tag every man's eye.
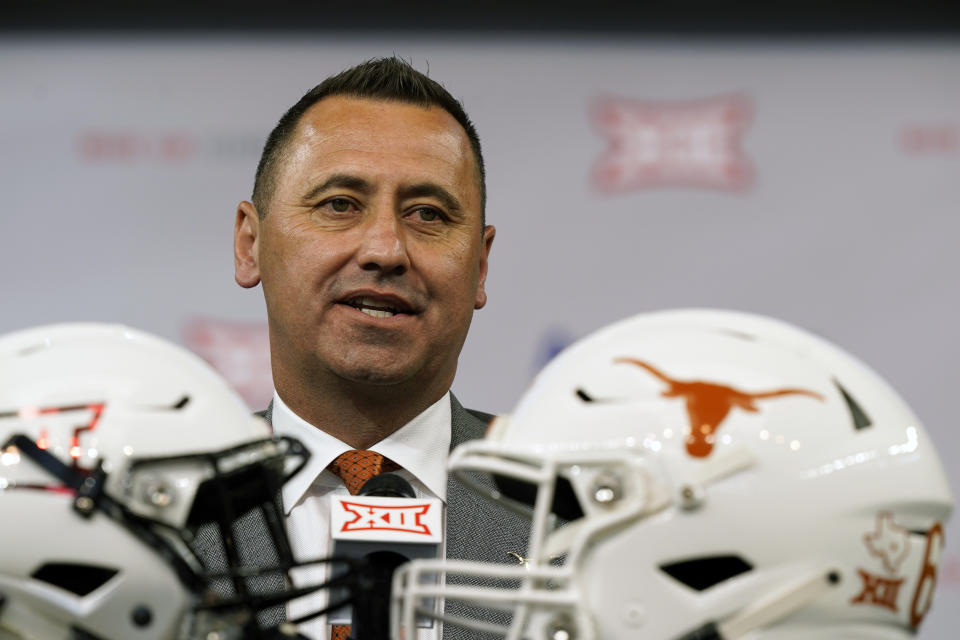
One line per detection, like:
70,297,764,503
328,198,352,213
415,208,440,222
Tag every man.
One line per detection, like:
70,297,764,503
232,57,528,639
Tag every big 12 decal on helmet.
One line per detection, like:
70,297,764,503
392,309,953,640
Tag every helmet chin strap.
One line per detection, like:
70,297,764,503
677,568,840,640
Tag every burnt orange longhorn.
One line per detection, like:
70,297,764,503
614,358,824,457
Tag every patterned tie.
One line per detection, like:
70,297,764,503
327,449,401,640
328,449,402,496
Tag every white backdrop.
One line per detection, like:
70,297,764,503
2,36,958,635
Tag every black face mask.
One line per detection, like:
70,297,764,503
6,433,363,640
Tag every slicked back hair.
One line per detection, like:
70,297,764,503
252,57,486,224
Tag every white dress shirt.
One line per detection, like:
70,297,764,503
270,391,451,640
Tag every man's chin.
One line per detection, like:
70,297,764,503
339,367,413,386
311,341,453,393
328,355,453,398
328,355,423,387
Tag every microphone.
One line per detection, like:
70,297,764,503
328,473,443,640
361,473,417,498
354,475,414,640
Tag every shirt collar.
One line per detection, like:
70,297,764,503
270,391,452,513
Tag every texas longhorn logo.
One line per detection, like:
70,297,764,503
591,94,754,193
338,500,434,536
614,358,823,457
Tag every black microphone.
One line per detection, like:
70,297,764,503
328,473,443,640
360,473,416,499
352,474,416,640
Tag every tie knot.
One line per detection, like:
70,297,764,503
327,449,401,495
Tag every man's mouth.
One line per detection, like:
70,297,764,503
342,296,414,319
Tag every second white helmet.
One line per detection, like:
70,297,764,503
394,309,953,640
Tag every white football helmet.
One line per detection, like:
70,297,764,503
0,324,328,640
393,309,953,640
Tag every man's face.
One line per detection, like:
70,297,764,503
235,97,493,394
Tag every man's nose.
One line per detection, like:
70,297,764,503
356,208,410,275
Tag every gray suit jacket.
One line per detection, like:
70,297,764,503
248,393,531,639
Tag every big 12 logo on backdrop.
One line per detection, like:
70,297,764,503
591,94,754,193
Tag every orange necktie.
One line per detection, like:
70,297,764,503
327,449,401,640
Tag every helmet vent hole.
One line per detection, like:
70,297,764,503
575,388,594,403
834,381,872,430
31,563,118,596
659,555,753,591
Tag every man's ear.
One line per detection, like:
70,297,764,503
474,224,496,310
234,201,262,288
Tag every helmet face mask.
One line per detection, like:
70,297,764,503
0,324,329,640
393,309,953,640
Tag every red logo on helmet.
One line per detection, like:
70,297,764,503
338,500,434,536
851,570,905,613
614,358,823,457
851,513,945,626
852,512,913,615
865,512,911,574
2,403,106,468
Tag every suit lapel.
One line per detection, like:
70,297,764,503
446,393,531,564
256,400,273,427
444,395,531,640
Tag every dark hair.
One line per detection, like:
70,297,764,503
252,57,485,222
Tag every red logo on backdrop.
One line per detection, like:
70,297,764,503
900,125,958,154
339,501,434,536
591,94,754,193
182,318,272,410
614,358,823,457
75,131,263,164
943,554,960,589
77,132,197,162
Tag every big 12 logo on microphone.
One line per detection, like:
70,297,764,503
331,496,443,544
